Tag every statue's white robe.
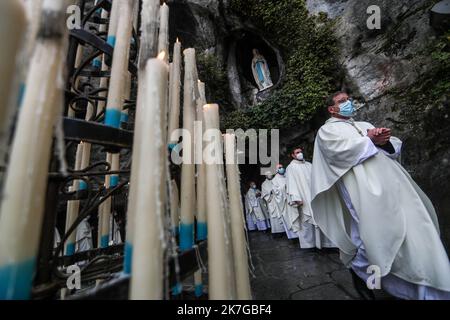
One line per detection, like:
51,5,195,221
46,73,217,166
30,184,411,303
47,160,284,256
286,160,336,249
245,188,269,231
75,218,93,253
311,117,450,299
261,179,285,233
271,174,300,239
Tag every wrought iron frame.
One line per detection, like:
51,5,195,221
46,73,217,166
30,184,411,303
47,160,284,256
32,0,207,300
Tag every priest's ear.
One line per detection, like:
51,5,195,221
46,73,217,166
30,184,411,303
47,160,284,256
328,105,339,115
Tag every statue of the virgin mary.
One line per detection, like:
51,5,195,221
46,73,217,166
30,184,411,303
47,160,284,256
251,49,274,91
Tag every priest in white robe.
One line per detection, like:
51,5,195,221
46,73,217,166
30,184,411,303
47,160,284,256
245,182,269,231
311,91,450,300
286,147,335,249
261,172,285,234
272,165,300,240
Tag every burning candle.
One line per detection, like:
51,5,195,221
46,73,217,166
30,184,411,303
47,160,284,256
224,133,252,300
179,48,199,252
0,0,71,300
129,53,169,300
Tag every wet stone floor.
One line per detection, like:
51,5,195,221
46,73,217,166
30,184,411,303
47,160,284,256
248,231,362,300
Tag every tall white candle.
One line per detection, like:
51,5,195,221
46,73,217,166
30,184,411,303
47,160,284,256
157,3,170,62
0,0,27,164
124,0,160,275
203,104,235,300
196,81,207,240
104,0,133,129
179,48,199,251
0,0,71,300
167,39,181,146
129,53,169,300
224,134,252,300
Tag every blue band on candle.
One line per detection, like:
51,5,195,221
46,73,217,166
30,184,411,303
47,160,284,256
168,143,178,153
120,112,129,124
197,222,208,241
195,284,204,298
110,176,119,188
79,181,88,191
179,223,194,252
101,235,109,248
107,35,116,48
66,243,75,256
92,58,102,68
17,82,26,107
172,283,183,296
123,242,133,274
104,109,122,128
0,257,36,300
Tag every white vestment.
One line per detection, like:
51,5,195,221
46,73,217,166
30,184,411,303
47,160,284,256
245,188,269,231
271,174,300,239
286,160,336,249
75,218,93,253
311,117,450,299
261,178,285,233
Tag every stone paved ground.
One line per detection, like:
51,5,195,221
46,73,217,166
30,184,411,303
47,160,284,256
248,231,362,300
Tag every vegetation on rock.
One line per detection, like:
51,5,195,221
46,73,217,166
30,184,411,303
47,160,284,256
197,0,340,130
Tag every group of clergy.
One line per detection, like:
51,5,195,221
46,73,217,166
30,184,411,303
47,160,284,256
246,91,450,300
245,148,335,250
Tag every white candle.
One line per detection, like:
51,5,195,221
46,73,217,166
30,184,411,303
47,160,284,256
124,0,160,275
157,3,170,62
203,104,235,300
104,0,133,129
129,53,168,300
167,39,181,146
224,134,252,300
196,81,207,240
64,144,83,255
179,48,199,251
0,0,27,163
0,0,71,300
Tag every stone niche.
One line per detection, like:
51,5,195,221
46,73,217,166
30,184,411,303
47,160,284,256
227,30,285,108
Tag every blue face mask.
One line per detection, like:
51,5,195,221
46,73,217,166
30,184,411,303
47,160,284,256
277,168,286,175
339,100,356,118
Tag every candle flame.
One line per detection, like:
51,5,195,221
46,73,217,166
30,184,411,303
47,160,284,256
158,51,166,60
176,37,180,43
